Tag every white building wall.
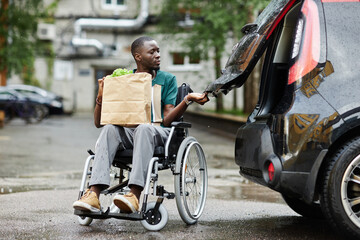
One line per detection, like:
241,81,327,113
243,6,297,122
39,0,244,113
52,60,75,112
34,58,48,87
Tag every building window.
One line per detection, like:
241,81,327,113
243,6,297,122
172,52,185,65
168,52,202,72
102,0,126,10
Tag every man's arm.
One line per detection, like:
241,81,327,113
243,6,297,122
94,101,102,128
162,93,208,127
94,77,105,128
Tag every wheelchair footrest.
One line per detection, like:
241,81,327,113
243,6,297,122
166,192,175,199
74,209,144,221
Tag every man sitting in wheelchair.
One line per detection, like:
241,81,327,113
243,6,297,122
73,36,208,213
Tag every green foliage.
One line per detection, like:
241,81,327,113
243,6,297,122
110,68,133,77
0,0,58,86
158,0,269,62
158,0,269,112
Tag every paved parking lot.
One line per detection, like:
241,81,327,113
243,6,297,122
0,114,342,239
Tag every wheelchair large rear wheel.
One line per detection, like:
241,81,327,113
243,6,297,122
174,137,208,225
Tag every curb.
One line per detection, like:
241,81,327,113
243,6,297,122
184,110,247,139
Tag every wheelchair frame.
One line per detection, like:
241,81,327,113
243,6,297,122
74,121,208,231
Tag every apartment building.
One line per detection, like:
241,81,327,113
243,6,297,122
18,0,244,112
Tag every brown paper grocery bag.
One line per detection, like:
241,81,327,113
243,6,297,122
100,72,152,127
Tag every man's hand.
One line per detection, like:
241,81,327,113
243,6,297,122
163,92,209,127
187,92,209,105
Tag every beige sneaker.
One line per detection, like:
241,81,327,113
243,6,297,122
73,189,101,213
113,192,139,213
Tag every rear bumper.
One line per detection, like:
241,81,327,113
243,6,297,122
235,119,283,190
235,118,328,202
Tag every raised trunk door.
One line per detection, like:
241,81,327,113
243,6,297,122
205,0,298,96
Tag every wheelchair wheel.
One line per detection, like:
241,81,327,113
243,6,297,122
78,216,93,226
76,155,95,226
174,137,208,225
76,155,120,226
140,202,169,231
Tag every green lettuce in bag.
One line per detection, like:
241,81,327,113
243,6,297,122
111,68,133,77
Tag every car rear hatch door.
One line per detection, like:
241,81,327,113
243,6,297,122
205,0,298,96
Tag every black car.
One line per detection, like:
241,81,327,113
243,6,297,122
0,87,46,123
206,0,360,238
7,84,64,115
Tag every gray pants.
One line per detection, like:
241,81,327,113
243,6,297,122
89,124,170,188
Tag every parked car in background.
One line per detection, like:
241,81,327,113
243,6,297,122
7,84,64,115
0,87,47,123
206,0,360,238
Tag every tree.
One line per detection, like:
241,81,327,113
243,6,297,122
158,0,268,112
0,0,57,86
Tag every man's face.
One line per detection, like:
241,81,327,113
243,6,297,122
137,40,161,71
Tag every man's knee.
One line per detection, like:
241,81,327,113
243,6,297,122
95,124,119,149
134,124,153,137
102,124,118,134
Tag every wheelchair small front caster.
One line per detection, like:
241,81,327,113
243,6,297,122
78,216,93,226
140,202,168,231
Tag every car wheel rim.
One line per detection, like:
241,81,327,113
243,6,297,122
341,153,360,228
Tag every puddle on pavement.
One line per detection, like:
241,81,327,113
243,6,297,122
0,175,283,205
208,170,284,204
211,184,284,204
1,150,282,204
0,185,54,194
0,172,82,195
0,184,78,195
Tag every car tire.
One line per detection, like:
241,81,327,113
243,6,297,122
4,108,13,123
281,194,323,219
32,104,46,122
320,137,360,239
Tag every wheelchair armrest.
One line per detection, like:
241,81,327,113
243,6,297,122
171,121,192,128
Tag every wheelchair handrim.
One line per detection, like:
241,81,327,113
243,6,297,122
181,141,208,220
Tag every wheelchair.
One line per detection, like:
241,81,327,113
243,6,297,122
74,83,208,231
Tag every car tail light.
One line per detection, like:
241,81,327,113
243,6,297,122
288,0,321,85
268,162,275,181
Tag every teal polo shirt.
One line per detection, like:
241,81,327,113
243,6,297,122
152,70,178,119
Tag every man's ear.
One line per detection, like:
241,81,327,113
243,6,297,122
134,52,141,62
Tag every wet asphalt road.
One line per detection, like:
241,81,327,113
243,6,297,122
0,114,344,239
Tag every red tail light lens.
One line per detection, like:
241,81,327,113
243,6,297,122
288,0,321,85
268,162,275,181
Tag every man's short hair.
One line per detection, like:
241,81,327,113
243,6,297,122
131,36,154,57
